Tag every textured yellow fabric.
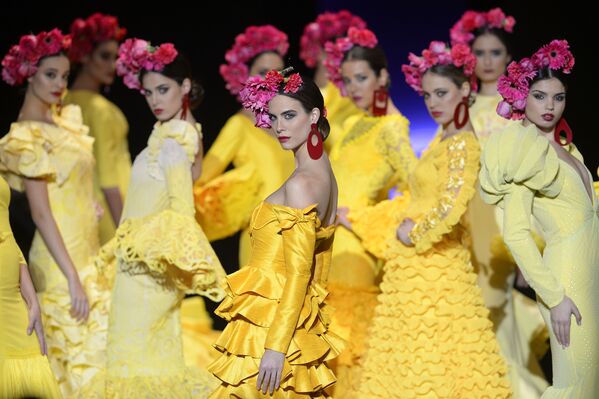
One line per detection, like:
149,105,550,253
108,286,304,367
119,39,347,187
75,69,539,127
480,122,599,397
194,112,294,265
320,81,361,153
0,176,62,399
208,202,344,398
469,95,549,396
65,90,131,244
355,131,511,398
326,112,416,396
0,105,110,397
83,119,225,398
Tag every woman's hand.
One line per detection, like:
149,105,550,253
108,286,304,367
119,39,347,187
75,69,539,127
550,295,582,348
256,349,285,395
396,218,415,246
336,207,352,231
67,276,90,322
27,301,47,356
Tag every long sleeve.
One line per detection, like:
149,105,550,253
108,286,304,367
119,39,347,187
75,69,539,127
502,184,564,307
158,138,195,217
199,115,243,184
264,207,317,354
409,133,480,253
375,114,417,192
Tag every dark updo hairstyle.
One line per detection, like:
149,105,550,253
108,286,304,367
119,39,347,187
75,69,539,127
140,53,205,110
278,68,330,140
343,45,390,88
530,66,569,91
472,27,513,57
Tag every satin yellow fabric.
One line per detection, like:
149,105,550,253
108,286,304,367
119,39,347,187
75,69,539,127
480,123,599,397
0,105,110,397
83,120,225,398
0,176,62,399
194,112,294,266
468,95,549,397
208,202,344,398
65,90,131,244
326,112,416,396
353,131,511,398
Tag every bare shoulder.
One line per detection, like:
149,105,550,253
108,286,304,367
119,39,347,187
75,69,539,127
284,171,331,214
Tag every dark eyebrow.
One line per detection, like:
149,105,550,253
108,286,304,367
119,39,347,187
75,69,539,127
155,83,169,90
44,68,58,72
531,89,547,95
281,110,296,116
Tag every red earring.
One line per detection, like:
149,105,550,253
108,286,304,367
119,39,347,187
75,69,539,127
181,94,190,120
307,123,323,159
554,117,573,146
372,86,388,116
453,96,469,129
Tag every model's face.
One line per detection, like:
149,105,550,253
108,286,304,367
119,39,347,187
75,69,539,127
249,52,285,78
142,72,190,121
81,40,118,85
421,71,469,126
524,77,566,132
472,33,511,84
341,59,386,111
268,94,318,152
28,54,70,105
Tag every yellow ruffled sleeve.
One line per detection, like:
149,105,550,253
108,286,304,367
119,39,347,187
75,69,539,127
264,205,318,354
408,132,480,253
375,114,417,192
0,123,56,191
199,114,244,184
479,123,565,308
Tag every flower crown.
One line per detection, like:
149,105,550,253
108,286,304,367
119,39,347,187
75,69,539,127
401,41,477,95
497,39,574,120
300,10,367,68
2,29,71,86
116,38,178,91
323,27,378,95
68,13,127,63
450,8,516,46
239,67,303,128
220,25,289,100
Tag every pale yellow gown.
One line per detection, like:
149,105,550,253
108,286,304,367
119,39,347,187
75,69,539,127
84,119,226,398
0,105,110,397
327,112,416,397
480,123,599,398
208,202,344,398
468,94,549,396
0,175,62,399
65,90,131,245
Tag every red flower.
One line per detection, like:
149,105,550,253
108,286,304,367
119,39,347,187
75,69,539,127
450,8,516,46
284,73,303,93
152,43,178,70
68,13,127,62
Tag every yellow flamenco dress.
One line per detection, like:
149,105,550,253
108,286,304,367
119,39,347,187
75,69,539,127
320,81,361,153
0,105,111,397
208,202,345,398
65,90,131,245
327,112,416,396
194,112,294,266
353,131,511,398
468,95,549,397
83,119,226,398
480,123,599,398
0,175,62,399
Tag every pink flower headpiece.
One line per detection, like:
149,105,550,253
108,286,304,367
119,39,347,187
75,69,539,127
450,8,516,46
497,39,574,120
2,29,71,86
68,13,127,63
402,41,477,95
300,10,367,68
116,38,178,91
239,68,303,128
323,27,378,95
220,25,289,100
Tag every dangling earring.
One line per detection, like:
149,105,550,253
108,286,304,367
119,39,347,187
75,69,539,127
554,117,573,146
307,123,323,160
181,94,190,120
453,96,470,129
372,85,388,117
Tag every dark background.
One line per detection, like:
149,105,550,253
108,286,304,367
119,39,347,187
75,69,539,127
1,0,591,382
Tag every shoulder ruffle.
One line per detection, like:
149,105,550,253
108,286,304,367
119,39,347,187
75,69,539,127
480,122,564,206
147,120,201,180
